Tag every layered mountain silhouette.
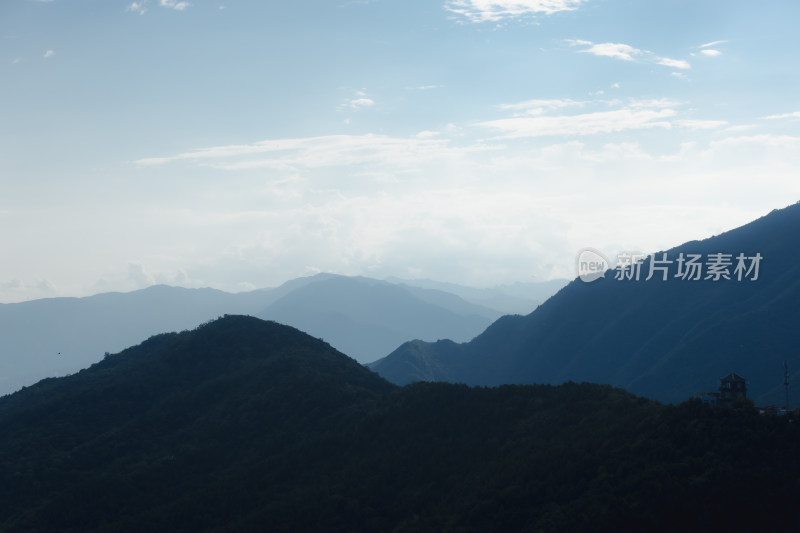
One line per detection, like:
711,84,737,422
372,202,800,405
2,315,799,532
386,277,569,315
0,274,527,396
0,285,269,395
258,276,496,363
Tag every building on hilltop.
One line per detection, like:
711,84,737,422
718,372,747,404
696,372,747,406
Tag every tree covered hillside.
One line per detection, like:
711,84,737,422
0,316,798,532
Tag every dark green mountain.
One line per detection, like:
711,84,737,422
371,203,800,405
1,315,799,532
0,285,271,395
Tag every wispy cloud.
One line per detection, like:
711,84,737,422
569,40,642,61
498,98,585,115
126,0,189,14
763,111,800,121
656,57,690,69
445,0,584,23
159,0,190,10
567,39,691,71
126,2,147,14
479,99,682,138
43,49,54,59
344,97,375,109
674,119,727,130
340,90,376,110
695,40,725,58
134,134,487,171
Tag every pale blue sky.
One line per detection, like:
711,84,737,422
2,0,799,301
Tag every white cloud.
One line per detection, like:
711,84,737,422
160,0,190,10
479,107,675,138
129,0,189,12
340,90,376,110
11,58,22,65
126,2,147,14
43,50,54,59
723,125,756,133
708,134,800,150
344,97,375,109
135,133,488,171
15,113,800,300
127,263,155,289
498,98,585,115
763,111,800,121
479,97,732,138
575,41,642,61
657,57,690,69
700,40,727,48
445,0,584,23
700,49,722,57
0,278,56,303
568,39,691,70
674,119,727,130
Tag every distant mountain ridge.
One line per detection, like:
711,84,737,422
258,276,497,363
371,203,800,405
387,277,569,315
0,273,545,396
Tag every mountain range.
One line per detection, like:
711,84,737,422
2,315,798,532
0,274,564,396
371,202,800,405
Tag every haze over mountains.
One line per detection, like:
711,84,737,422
371,202,800,405
3,205,800,529
2,315,798,532
0,274,563,396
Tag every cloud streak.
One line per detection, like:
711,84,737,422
700,40,727,48
126,2,147,14
763,111,800,121
445,0,584,23
125,0,189,14
135,134,491,173
567,39,691,70
159,0,190,10
657,57,690,69
479,99,683,138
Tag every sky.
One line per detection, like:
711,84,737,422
2,0,799,302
